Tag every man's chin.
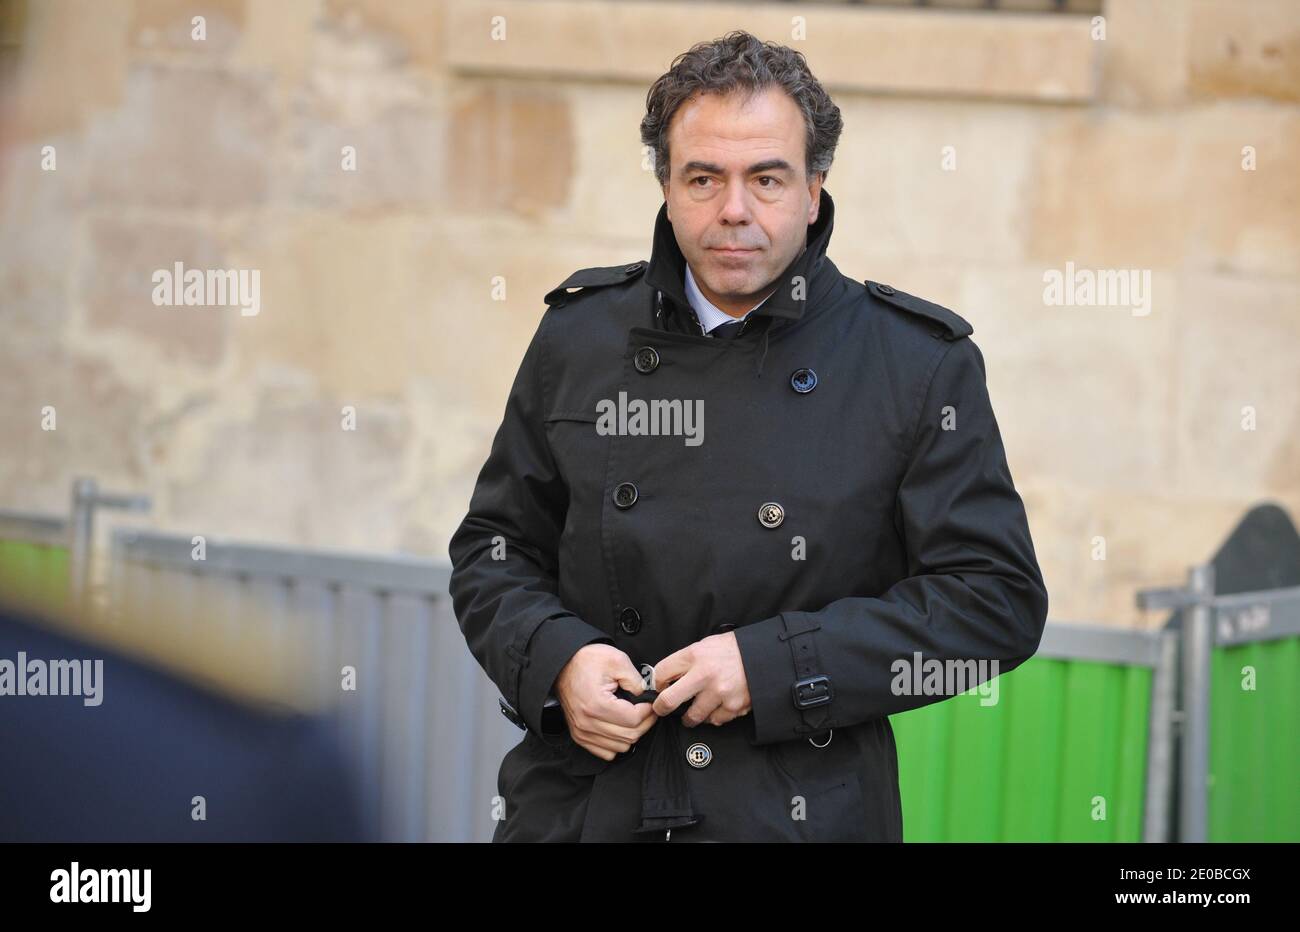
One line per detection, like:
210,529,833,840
700,273,768,302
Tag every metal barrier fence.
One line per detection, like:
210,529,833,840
0,510,69,618
1139,568,1300,842
108,528,519,843
891,622,1177,842
0,481,1294,842
0,477,149,618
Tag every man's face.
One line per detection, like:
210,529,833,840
662,85,822,317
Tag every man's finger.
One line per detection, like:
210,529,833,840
652,647,692,692
585,708,654,743
680,691,722,728
575,728,633,753
653,667,705,717
611,660,645,696
575,732,629,758
705,704,736,727
589,687,655,728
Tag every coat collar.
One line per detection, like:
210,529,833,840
644,187,839,325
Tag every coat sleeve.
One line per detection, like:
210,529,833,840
447,311,614,745
733,335,1049,746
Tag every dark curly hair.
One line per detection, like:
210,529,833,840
640,30,843,187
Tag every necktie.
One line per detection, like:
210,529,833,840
710,318,746,340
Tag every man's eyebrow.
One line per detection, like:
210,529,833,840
681,158,796,176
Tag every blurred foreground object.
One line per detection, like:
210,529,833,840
0,599,362,842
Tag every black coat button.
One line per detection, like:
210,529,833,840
613,482,639,508
757,502,784,529
711,622,736,634
634,346,660,373
619,606,642,635
877,283,896,295
790,367,817,393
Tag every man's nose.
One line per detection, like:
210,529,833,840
716,182,754,225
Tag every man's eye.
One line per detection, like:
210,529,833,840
757,176,780,188
691,176,712,187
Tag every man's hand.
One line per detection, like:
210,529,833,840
651,631,752,727
554,644,658,761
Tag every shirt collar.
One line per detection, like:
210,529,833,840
683,263,772,333
645,187,838,326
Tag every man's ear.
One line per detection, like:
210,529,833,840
806,174,823,224
661,184,671,223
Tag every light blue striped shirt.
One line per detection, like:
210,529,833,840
684,264,774,336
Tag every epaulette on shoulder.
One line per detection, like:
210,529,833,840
864,280,973,341
544,260,647,307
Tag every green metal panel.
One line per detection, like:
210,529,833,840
1208,636,1300,841
0,539,70,617
890,656,1152,841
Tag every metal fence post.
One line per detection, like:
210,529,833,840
1181,562,1215,843
1142,628,1179,842
68,477,151,618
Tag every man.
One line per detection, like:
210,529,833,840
448,30,1048,842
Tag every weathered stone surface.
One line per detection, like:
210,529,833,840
0,345,147,508
445,83,573,217
1170,274,1300,496
84,64,275,209
1022,482,1265,626
959,265,1179,493
1,0,130,141
1028,109,1300,275
1099,0,1190,106
129,0,245,56
163,387,412,552
79,217,230,367
0,0,1293,630
0,137,93,337
1186,0,1300,102
442,0,1099,103
321,0,446,75
283,103,445,211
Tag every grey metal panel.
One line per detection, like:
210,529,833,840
113,529,444,594
338,585,385,841
170,566,199,645
0,510,68,547
1036,621,1164,668
1211,585,1300,646
425,594,482,841
387,593,433,843
294,580,341,726
454,586,524,843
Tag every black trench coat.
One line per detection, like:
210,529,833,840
448,188,1049,842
